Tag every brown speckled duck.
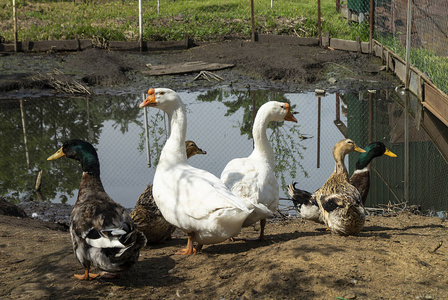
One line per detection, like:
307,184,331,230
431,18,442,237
130,140,207,244
47,139,146,280
288,141,397,223
312,138,367,235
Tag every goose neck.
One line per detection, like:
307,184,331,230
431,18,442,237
162,104,188,163
252,113,274,164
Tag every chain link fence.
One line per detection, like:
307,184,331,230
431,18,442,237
2,88,448,213
374,0,448,95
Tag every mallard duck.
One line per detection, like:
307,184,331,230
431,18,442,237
288,141,397,223
130,140,207,244
47,139,146,280
297,139,367,235
349,141,397,204
139,88,268,254
220,101,297,241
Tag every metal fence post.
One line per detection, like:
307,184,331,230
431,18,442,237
405,0,412,89
139,0,143,51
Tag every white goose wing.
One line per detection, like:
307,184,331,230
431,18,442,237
156,164,252,220
221,158,278,212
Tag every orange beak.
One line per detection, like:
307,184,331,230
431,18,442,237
139,88,156,108
284,103,298,123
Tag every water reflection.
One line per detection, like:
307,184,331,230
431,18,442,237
1,88,448,213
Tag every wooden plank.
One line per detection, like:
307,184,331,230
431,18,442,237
423,82,448,127
421,109,448,163
142,61,234,76
257,34,319,46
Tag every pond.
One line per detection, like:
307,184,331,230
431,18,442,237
1,88,448,214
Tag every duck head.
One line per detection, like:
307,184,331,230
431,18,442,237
356,142,397,169
47,139,100,176
333,139,366,159
185,140,207,158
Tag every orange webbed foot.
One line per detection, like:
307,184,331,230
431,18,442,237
74,270,100,280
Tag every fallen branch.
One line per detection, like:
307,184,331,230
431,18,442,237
33,69,91,95
193,70,225,81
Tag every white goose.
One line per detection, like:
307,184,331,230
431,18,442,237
220,101,297,240
139,88,266,254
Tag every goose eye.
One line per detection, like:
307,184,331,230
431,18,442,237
280,105,284,108
159,92,165,95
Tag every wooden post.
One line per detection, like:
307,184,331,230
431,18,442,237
13,0,18,52
20,100,30,170
405,0,412,89
250,0,256,42
318,0,322,46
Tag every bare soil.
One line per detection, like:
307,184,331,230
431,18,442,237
0,212,447,299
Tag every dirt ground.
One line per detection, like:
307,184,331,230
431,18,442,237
2,41,440,299
0,212,447,299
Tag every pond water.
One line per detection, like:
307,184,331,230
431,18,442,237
1,88,448,214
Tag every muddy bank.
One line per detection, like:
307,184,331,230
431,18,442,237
0,41,400,98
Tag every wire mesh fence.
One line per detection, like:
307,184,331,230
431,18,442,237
2,88,448,214
374,0,448,94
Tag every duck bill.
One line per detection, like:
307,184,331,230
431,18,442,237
47,147,66,160
139,88,157,108
284,103,298,123
354,146,366,153
384,148,397,157
197,148,207,155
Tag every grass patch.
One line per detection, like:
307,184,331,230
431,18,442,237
0,0,368,43
376,33,448,95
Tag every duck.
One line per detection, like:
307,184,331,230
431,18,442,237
220,101,297,241
139,88,272,254
47,139,146,280
129,140,207,244
288,141,397,223
291,139,367,235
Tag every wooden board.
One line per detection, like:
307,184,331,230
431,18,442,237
422,82,448,127
142,61,234,76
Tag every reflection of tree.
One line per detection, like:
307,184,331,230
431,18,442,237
0,95,142,203
138,109,167,168
197,88,308,191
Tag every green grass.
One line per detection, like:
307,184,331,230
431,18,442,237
0,0,368,43
376,33,448,95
